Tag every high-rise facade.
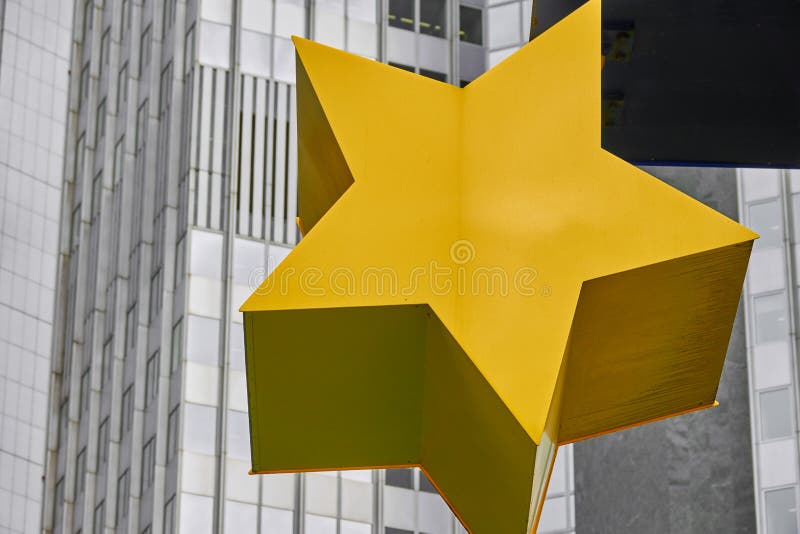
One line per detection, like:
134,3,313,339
42,1,574,534
0,1,74,533
738,168,800,533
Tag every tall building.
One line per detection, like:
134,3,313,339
42,1,574,534
0,1,74,533
737,168,800,533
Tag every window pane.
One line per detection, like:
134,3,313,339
275,0,306,38
186,315,220,365
389,62,414,73
460,6,482,45
419,0,446,38
183,403,217,455
388,0,414,30
385,468,413,489
765,487,798,534
754,293,788,344
226,410,251,460
261,506,293,534
419,68,446,82
242,0,272,32
761,388,794,440
750,200,783,249
488,3,521,49
305,514,336,534
419,470,437,493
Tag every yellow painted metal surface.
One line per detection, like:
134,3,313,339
242,1,756,532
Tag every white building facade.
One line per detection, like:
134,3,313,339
43,1,574,534
0,0,74,533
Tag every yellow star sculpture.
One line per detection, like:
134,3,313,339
241,1,756,532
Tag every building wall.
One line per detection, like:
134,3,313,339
44,1,573,534
0,1,74,533
573,166,757,534
737,168,800,534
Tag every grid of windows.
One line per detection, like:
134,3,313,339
0,0,73,532
739,168,800,533
44,1,574,534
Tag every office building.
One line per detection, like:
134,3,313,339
42,0,574,533
0,1,74,533
737,168,800,533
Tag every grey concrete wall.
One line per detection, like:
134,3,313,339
574,166,756,534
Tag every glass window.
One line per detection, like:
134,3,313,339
83,0,93,37
419,68,446,82
98,417,109,465
100,30,110,75
163,0,176,37
118,64,129,113
71,204,82,251
121,385,134,433
261,507,293,534
80,369,90,413
229,322,245,370
164,495,176,534
460,6,482,45
91,173,103,222
742,169,781,201
488,3,521,49
186,315,220,365
242,0,272,33
102,338,112,388
750,200,783,249
140,25,152,76
241,30,273,77
179,493,214,534
341,521,371,534
418,470,437,493
274,0,306,38
385,528,413,534
305,514,336,534
183,403,217,455
761,388,794,440
754,293,788,344
419,0,446,37
125,304,137,354
791,194,800,241
185,25,196,75
122,0,130,32
167,406,179,463
385,468,414,489
145,351,159,407
348,0,376,22
171,318,183,373
224,501,258,532
765,487,798,534
76,448,87,495
142,437,156,490
96,98,106,144
389,0,414,30
201,0,233,24
79,64,90,108
94,501,105,532
226,410,251,460
113,136,125,184
389,62,414,73
117,470,130,524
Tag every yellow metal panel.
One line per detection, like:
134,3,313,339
242,1,756,531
